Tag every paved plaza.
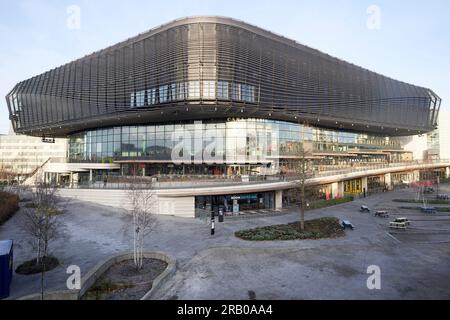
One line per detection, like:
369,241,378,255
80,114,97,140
1,187,450,299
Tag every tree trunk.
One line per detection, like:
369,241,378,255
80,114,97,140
300,181,305,231
40,259,45,300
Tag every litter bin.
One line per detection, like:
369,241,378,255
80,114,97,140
0,240,13,299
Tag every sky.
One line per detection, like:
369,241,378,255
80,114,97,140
0,0,449,134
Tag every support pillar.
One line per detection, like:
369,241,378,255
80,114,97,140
73,173,79,188
142,166,146,177
385,173,392,190
275,190,283,209
446,167,450,179
362,177,368,196
413,170,420,183
70,172,73,188
332,182,344,199
89,169,93,183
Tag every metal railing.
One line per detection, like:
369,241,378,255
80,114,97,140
54,159,450,190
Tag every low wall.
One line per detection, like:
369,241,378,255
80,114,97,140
18,251,176,300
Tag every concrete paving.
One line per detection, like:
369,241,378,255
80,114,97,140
1,187,450,299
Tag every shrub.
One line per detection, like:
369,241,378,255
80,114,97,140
235,217,345,241
15,256,59,275
0,191,19,226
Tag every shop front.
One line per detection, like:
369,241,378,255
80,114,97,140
195,191,275,218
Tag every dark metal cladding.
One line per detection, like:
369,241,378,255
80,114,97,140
5,16,441,138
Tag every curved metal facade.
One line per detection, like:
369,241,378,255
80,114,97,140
6,16,441,138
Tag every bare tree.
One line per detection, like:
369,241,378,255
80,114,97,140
19,182,64,299
125,177,157,270
293,141,313,231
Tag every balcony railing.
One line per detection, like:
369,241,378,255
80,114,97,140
55,159,450,190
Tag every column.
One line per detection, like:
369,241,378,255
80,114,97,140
362,177,368,196
446,167,450,179
413,170,420,182
385,173,392,190
275,190,283,209
331,182,339,199
89,169,93,183
332,182,344,199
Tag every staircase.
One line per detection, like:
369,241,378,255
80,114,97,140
22,157,52,186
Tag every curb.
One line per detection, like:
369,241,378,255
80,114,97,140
17,251,176,300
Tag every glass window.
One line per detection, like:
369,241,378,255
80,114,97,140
159,85,169,103
130,92,135,107
147,88,157,105
136,90,145,107
231,83,241,100
217,81,229,99
188,81,200,99
169,83,176,101
177,82,186,100
203,80,216,99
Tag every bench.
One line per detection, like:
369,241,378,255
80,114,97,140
394,217,410,226
360,205,370,213
374,210,389,218
342,220,355,230
389,221,407,229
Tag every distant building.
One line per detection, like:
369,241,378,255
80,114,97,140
0,125,67,178
438,110,450,160
400,110,450,161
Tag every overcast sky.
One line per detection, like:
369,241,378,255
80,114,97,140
1,0,449,134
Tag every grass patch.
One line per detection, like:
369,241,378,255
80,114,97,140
307,196,354,210
235,217,345,241
0,191,19,226
15,256,59,275
393,199,449,205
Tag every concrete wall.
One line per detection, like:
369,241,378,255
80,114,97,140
158,196,195,218
275,190,282,209
439,111,450,160
57,188,195,218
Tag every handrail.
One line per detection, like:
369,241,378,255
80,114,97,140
56,159,450,190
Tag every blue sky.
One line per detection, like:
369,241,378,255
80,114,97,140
1,0,449,134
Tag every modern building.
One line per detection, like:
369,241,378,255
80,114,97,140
399,109,450,161
4,16,447,217
0,125,67,181
437,110,450,160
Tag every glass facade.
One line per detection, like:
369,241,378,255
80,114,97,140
129,81,256,107
69,118,404,169
195,192,275,218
